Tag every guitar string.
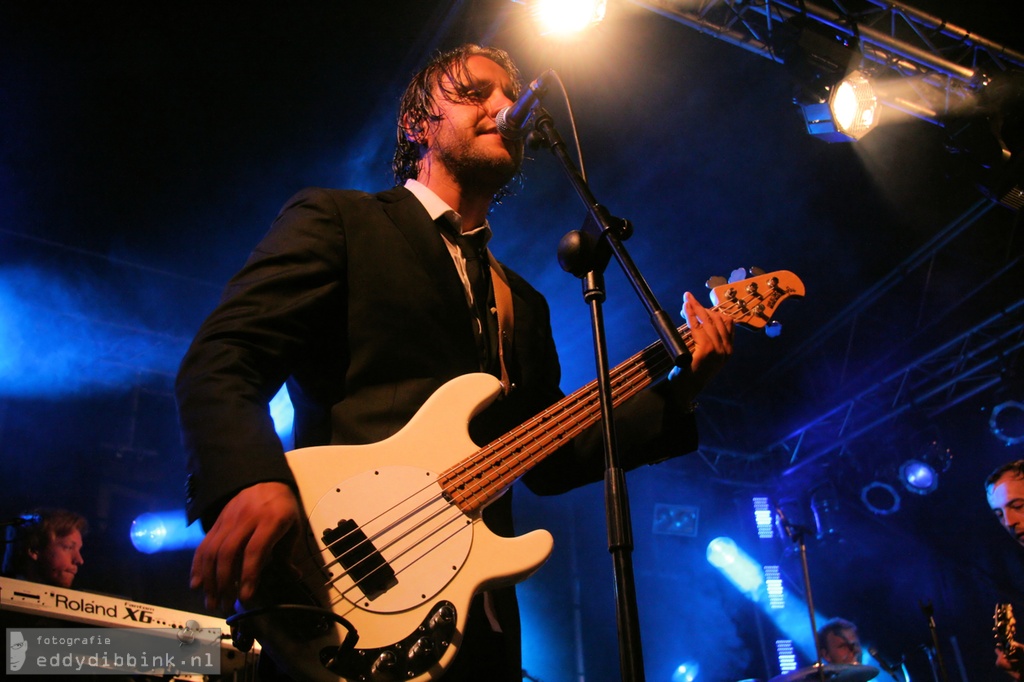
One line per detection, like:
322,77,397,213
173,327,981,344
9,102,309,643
283,287,765,607
457,333,678,509
303,316,683,597
326,509,476,612
443,288,765,510
320,336,673,604
289,292,753,602
312,353,659,609
294,293,746,601
285,344,660,605
307,346,667,606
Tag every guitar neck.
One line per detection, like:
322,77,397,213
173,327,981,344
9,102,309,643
439,320,689,513
438,270,804,513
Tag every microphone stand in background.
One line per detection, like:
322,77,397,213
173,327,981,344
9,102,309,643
527,106,691,682
776,510,827,682
919,601,950,682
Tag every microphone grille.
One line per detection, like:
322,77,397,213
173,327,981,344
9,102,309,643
495,107,527,140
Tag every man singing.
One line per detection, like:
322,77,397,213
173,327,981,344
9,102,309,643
176,43,734,680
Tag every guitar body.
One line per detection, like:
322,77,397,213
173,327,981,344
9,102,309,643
243,373,554,682
234,269,804,681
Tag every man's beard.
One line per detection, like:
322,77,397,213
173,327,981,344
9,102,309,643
437,138,522,196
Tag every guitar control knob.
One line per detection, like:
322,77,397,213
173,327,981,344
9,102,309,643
407,637,435,661
370,650,397,674
430,604,456,629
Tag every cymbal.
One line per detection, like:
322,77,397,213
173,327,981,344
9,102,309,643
769,663,879,682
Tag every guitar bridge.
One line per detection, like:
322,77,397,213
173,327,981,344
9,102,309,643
322,519,398,600
321,601,457,681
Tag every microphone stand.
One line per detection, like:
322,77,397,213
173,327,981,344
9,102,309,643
777,512,826,682
919,601,949,682
528,107,690,682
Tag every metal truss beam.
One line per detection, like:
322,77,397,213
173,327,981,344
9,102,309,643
686,195,1023,482
632,0,1024,124
693,297,1024,482
775,298,1024,476
630,2,1024,481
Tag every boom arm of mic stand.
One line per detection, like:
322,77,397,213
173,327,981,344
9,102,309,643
531,109,691,369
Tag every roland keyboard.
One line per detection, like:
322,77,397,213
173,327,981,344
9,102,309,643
0,575,258,676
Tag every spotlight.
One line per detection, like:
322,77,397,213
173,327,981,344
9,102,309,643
671,661,700,682
706,537,764,597
860,481,901,515
799,70,879,142
991,400,1024,446
898,437,953,496
899,459,938,495
517,0,606,36
130,510,205,554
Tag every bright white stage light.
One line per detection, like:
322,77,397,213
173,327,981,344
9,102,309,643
830,71,878,137
800,70,879,142
525,0,606,36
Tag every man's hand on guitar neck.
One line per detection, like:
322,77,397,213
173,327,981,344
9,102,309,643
669,291,735,402
190,481,302,614
997,646,1023,680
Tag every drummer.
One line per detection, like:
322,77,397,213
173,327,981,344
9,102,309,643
817,617,864,665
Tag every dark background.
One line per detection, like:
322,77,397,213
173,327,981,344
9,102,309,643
1,2,1022,681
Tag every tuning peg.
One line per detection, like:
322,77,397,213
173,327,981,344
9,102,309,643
705,275,728,289
765,320,782,338
727,267,747,284
749,266,765,276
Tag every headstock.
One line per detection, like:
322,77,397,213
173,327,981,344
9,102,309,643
995,602,1024,674
706,268,805,331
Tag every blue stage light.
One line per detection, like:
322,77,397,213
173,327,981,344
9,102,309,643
899,459,938,495
861,480,901,515
775,640,797,676
270,384,295,444
706,536,763,598
130,510,205,554
764,565,785,610
753,496,774,539
671,661,700,682
709,536,823,662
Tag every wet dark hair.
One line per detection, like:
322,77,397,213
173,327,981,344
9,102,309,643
392,44,522,201
2,508,88,577
986,460,1024,491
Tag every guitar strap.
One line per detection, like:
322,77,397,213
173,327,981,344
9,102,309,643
486,248,515,396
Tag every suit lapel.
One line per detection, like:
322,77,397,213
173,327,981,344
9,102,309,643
378,186,475,330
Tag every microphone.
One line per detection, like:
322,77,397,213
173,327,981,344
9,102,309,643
775,507,795,539
496,69,554,140
868,647,901,678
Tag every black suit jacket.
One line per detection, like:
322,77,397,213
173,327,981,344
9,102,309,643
175,185,699,679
